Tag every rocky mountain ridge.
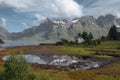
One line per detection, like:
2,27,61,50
0,14,120,42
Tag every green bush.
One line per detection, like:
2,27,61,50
3,52,36,80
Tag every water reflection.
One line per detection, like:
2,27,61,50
3,54,101,70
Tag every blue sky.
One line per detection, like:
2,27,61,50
0,0,120,32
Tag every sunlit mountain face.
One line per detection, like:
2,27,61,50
0,0,120,33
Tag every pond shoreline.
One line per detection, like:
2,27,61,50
0,45,120,71
2,53,119,71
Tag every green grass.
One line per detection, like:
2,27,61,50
48,41,120,56
49,46,91,55
31,62,120,80
95,75,120,80
94,55,113,59
90,41,120,50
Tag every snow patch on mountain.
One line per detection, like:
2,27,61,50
71,19,79,23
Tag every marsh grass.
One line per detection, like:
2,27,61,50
49,46,91,55
94,55,113,59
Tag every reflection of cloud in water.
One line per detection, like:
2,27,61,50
3,55,78,66
3,54,101,70
25,55,47,64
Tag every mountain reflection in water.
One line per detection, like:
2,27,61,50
3,54,101,70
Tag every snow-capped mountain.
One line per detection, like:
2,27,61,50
0,14,120,42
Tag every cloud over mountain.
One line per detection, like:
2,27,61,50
0,0,83,18
81,0,120,17
1,0,120,32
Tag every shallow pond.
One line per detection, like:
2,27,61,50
3,54,102,70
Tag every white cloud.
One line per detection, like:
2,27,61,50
83,0,120,17
21,22,28,28
115,12,120,18
34,13,47,25
1,18,7,27
0,0,34,9
35,14,47,22
0,0,83,18
53,0,83,18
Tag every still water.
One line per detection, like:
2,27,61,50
1,41,39,47
3,54,100,70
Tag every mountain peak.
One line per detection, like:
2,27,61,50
96,14,116,27
2,14,120,41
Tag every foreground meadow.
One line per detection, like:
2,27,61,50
0,41,119,80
